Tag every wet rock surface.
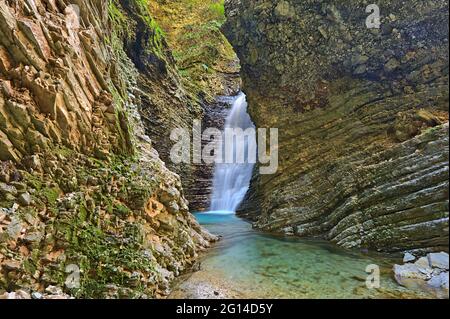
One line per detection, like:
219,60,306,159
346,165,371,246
124,0,241,212
394,252,449,298
224,0,449,252
186,96,233,211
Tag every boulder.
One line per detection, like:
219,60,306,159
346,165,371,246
18,192,32,206
2,260,21,271
415,257,432,270
403,252,416,263
427,272,449,289
427,252,449,270
394,263,428,282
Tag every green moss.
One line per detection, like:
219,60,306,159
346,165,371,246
208,1,225,21
109,1,127,29
65,216,156,298
40,186,61,207
22,172,43,191
78,204,88,223
19,151,161,297
55,147,75,158
22,258,37,275
111,0,165,57
150,0,238,101
113,202,131,217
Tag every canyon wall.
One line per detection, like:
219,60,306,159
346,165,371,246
0,0,215,298
116,0,206,211
224,0,449,252
146,0,241,211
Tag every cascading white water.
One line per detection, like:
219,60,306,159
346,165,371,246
209,93,256,213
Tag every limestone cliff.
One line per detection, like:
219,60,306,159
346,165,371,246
224,0,449,252
148,0,240,211
0,0,215,298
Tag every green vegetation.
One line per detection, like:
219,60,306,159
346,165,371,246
108,1,127,30
134,0,165,55
0,145,161,298
108,0,166,57
66,217,156,298
60,156,158,298
149,0,238,102
106,0,237,102
208,1,225,20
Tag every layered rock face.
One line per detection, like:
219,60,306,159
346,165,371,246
224,0,449,252
0,0,215,298
115,0,206,211
185,97,231,211
0,0,132,160
140,0,241,211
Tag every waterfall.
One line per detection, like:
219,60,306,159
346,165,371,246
209,92,256,213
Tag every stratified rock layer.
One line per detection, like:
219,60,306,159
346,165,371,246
120,0,240,211
0,0,216,298
145,1,241,212
0,0,132,160
224,0,449,252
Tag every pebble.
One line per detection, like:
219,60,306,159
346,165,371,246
403,252,416,263
31,292,43,299
18,192,32,206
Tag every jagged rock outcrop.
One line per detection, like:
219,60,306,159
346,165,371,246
131,0,241,211
0,0,216,298
0,0,132,160
224,0,449,252
149,0,241,102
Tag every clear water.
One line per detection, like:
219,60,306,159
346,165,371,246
192,212,433,299
187,93,434,299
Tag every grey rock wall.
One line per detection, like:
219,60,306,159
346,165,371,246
224,0,449,252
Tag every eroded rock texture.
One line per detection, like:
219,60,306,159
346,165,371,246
118,0,240,211
0,0,215,298
115,0,206,211
0,0,133,160
224,0,449,252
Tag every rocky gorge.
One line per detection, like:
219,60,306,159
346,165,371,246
224,0,449,253
0,0,449,300
0,0,221,298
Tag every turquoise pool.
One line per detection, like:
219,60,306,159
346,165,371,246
188,212,433,299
